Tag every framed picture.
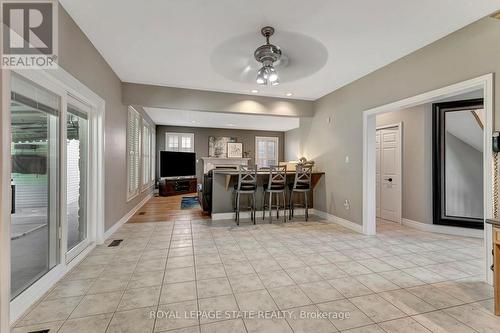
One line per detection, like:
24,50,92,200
227,142,243,158
208,136,236,157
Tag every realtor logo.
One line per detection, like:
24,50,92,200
1,0,58,68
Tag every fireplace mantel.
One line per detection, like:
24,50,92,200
201,157,251,174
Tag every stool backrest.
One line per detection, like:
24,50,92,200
293,165,312,189
237,164,257,190
267,165,287,188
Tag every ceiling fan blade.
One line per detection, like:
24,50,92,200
210,30,328,84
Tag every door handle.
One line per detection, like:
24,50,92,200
11,184,15,214
384,178,393,182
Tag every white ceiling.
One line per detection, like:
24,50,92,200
145,108,299,131
60,0,500,100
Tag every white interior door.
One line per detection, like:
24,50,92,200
376,126,402,223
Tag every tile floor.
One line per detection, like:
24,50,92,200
11,218,499,333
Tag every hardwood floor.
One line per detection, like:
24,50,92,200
128,193,210,223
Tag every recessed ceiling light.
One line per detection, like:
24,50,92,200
191,120,196,123
251,89,259,93
227,123,236,127
285,92,293,97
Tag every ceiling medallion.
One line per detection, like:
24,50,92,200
254,26,281,86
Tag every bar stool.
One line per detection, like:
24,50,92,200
233,165,257,225
289,165,312,221
262,165,287,223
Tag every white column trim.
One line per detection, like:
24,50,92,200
0,69,12,333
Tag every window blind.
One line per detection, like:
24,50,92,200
142,124,151,187
127,107,141,199
151,130,156,182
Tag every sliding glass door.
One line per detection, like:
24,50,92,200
66,97,90,260
10,74,95,300
10,74,60,299
7,69,104,322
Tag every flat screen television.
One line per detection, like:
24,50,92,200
160,151,196,178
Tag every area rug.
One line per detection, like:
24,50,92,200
181,196,200,210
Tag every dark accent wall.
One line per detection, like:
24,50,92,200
156,126,285,182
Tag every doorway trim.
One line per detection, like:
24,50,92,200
0,69,12,333
362,73,494,285
1,66,106,324
376,123,403,225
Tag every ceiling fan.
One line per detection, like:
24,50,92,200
254,26,282,86
209,27,328,86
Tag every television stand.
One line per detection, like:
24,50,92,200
159,178,197,197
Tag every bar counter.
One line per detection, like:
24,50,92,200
210,169,325,217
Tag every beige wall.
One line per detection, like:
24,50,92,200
58,6,154,230
122,83,313,117
285,118,312,161
376,105,433,224
300,17,500,226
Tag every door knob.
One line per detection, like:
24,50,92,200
385,178,393,182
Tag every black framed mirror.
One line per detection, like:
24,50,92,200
432,98,484,229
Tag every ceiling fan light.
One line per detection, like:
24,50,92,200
271,78,279,86
256,67,268,84
268,72,278,82
256,75,267,85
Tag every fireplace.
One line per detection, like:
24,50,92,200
201,157,251,174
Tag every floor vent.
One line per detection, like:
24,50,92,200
108,239,123,247
138,212,146,215
28,330,50,333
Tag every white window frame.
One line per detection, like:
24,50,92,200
255,136,279,168
3,67,106,325
151,129,156,183
65,95,93,263
127,106,141,201
165,132,194,152
0,68,10,333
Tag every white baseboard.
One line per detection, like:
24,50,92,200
103,192,153,241
212,208,306,221
402,218,483,238
313,209,363,233
212,209,363,235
